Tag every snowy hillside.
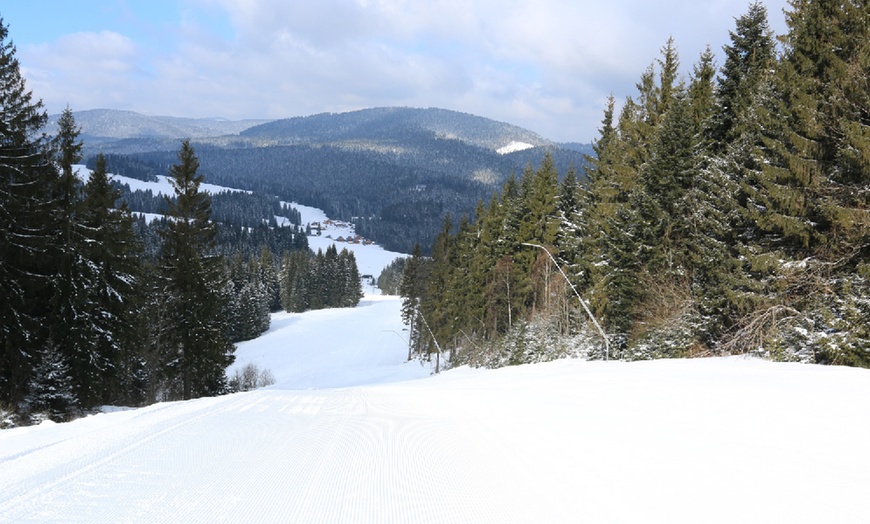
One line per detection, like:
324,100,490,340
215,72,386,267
2,289,869,522
73,164,250,197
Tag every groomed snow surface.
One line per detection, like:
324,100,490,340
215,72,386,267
2,293,869,523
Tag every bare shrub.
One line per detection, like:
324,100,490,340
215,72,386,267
257,368,276,388
229,363,276,392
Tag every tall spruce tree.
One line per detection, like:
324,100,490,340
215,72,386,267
752,0,870,365
711,1,777,151
81,153,143,404
47,107,105,409
159,140,233,399
0,18,57,412
400,244,430,359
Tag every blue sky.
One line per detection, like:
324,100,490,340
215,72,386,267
3,0,789,142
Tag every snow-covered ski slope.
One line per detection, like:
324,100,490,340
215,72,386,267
3,293,870,523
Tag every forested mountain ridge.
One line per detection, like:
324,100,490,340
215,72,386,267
43,109,270,142
240,107,550,151
47,107,591,253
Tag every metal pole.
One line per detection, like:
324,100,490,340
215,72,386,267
520,243,609,361
415,306,443,373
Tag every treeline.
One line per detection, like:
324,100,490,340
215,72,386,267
113,182,303,230
130,200,308,261
279,245,364,313
401,2,870,369
86,153,160,182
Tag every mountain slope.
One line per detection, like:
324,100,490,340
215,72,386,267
50,107,590,252
241,107,551,151
44,109,270,140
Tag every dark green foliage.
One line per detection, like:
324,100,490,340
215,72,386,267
279,245,364,313
376,257,407,295
400,244,432,359
158,140,234,400
0,18,57,411
86,153,159,182
411,3,870,369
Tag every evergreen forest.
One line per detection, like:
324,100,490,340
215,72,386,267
0,19,363,425
398,2,870,370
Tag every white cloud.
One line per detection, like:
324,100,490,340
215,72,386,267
18,0,791,142
20,31,143,111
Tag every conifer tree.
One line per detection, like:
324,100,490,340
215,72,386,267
80,153,142,404
400,244,431,358
159,140,233,399
422,214,454,345
338,248,364,307
751,0,870,364
279,250,311,313
473,193,511,337
47,107,107,408
688,46,716,132
28,342,77,422
696,2,779,337
710,2,776,151
258,246,281,312
0,18,57,411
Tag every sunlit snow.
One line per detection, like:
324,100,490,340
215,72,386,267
497,141,535,154
2,203,869,523
73,164,251,197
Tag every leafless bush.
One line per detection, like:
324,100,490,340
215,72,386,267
257,368,275,387
229,363,276,392
718,305,801,356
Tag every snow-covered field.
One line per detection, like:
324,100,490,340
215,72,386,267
73,164,251,197
288,201,406,279
2,291,869,523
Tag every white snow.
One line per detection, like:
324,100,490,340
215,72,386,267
72,164,251,196
2,294,869,523
131,211,164,224
497,141,535,154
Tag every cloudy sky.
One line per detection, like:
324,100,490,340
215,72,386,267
5,0,790,142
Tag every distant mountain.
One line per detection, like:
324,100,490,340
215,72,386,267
43,109,271,153
50,107,592,252
242,107,552,151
